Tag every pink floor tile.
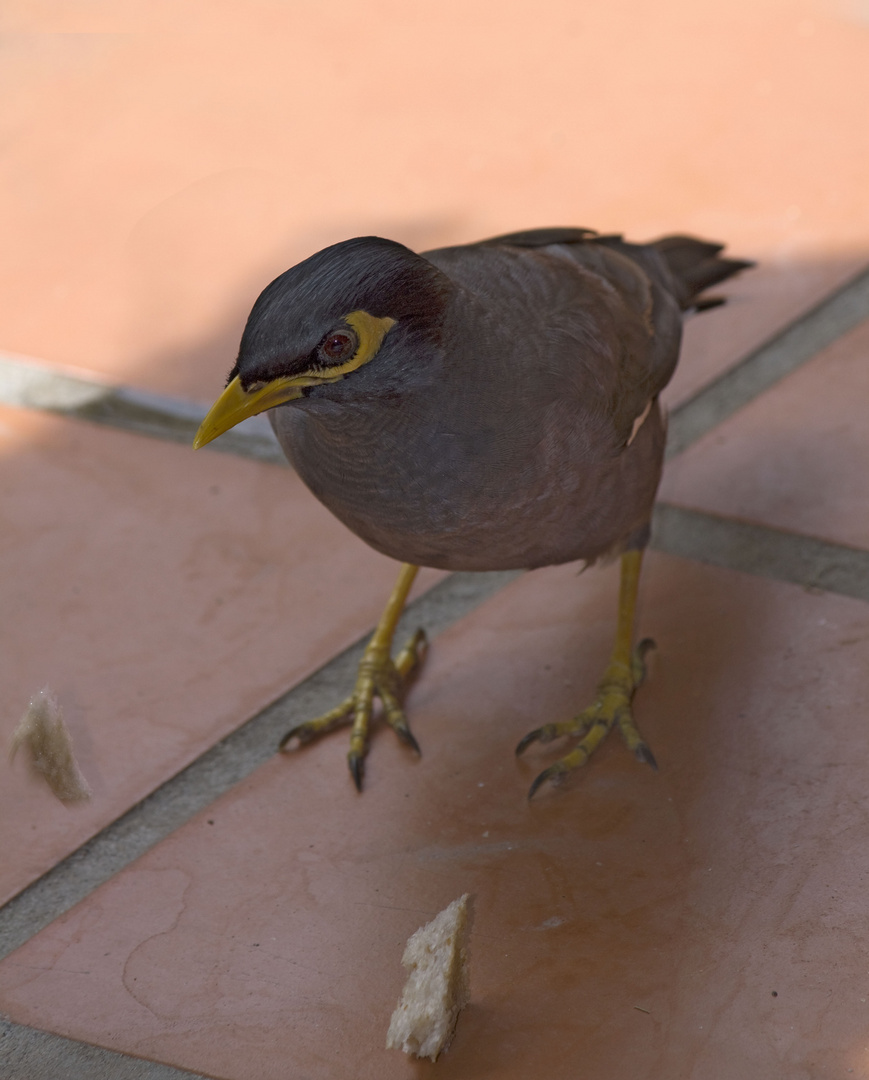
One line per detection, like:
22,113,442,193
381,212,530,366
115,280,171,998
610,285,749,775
0,406,441,904
660,316,869,549
0,0,866,405
2,553,868,1079
662,254,866,410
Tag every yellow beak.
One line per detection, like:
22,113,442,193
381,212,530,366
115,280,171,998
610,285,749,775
193,374,309,449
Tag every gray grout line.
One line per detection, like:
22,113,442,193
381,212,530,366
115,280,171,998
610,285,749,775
666,264,869,457
0,352,286,465
0,569,521,964
0,1019,210,1080
651,504,869,602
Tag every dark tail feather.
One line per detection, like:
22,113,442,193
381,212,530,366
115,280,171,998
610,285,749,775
652,234,755,310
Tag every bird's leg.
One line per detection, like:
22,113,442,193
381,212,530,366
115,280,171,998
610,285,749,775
516,548,657,799
279,563,426,791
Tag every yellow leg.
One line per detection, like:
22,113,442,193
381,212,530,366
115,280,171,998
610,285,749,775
516,549,656,798
279,563,427,791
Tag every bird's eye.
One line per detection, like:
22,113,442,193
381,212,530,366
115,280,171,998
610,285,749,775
318,329,357,365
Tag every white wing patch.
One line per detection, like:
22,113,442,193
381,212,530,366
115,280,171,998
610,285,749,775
627,398,654,446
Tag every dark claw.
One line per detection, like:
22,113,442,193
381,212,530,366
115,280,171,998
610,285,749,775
396,726,422,756
348,752,365,792
527,763,566,800
279,726,306,751
634,743,658,771
516,725,556,755
516,730,540,756
637,637,657,660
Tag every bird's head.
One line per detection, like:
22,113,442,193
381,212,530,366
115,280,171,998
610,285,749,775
193,236,451,449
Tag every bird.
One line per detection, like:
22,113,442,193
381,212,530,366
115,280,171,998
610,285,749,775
194,226,752,797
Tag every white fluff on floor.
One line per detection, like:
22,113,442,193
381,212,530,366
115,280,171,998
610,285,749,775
10,687,91,803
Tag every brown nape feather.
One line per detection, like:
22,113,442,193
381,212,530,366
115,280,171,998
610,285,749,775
651,234,755,310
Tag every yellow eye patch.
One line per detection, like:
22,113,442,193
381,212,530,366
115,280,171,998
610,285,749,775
325,310,396,378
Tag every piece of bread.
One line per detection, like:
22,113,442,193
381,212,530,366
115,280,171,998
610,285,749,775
386,893,473,1062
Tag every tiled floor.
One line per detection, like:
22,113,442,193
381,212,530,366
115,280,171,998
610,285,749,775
0,405,443,904
660,317,869,549
1,2,868,1078
4,557,869,1080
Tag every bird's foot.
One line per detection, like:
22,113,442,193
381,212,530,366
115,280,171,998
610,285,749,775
516,638,657,798
279,628,427,791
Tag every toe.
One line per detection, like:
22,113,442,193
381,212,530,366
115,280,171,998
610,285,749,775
278,697,355,751
516,714,592,755
631,638,656,688
394,628,428,679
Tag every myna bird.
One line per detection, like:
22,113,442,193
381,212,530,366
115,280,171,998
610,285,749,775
194,227,752,796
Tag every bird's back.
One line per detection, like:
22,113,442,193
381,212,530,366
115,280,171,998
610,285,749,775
425,230,686,456
272,229,750,571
